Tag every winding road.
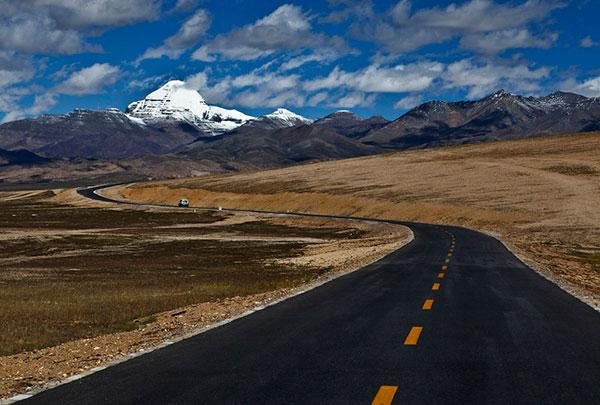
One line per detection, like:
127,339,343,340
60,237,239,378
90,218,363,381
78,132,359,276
21,185,600,404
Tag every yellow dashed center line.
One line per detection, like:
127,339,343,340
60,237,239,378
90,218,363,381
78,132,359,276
437,273,445,279
422,299,434,310
444,258,450,263
372,385,398,405
432,282,441,290
404,326,423,345
448,252,453,257
441,265,448,271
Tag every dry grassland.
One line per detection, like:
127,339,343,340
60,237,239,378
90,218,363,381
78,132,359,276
114,132,600,308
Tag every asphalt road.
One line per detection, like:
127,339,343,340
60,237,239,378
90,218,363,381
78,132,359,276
22,186,600,404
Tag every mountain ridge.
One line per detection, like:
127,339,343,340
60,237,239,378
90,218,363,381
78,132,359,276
0,85,598,184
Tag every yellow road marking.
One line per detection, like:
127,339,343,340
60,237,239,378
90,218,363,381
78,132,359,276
432,282,441,290
448,252,453,257
422,299,434,310
444,258,450,263
372,385,398,405
437,273,445,279
441,265,448,271
404,326,423,345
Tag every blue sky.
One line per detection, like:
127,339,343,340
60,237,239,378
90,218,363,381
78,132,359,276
0,0,599,122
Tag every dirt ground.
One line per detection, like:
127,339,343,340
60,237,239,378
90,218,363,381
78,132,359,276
0,190,411,399
115,131,600,310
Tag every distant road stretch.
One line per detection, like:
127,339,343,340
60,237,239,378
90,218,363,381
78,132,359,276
21,184,600,404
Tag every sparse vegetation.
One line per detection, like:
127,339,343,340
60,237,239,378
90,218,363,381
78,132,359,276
0,193,381,356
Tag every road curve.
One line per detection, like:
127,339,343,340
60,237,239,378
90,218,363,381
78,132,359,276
21,185,600,404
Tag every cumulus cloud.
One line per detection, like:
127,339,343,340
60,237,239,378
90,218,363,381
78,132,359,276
0,52,35,88
183,54,555,110
304,62,444,93
126,74,169,90
26,0,161,28
580,36,598,48
460,29,558,54
0,0,161,55
2,62,123,122
168,0,200,14
185,69,305,107
561,76,600,97
279,50,342,71
349,0,563,55
394,94,423,110
331,92,377,108
1,92,58,123
54,63,121,95
443,59,549,98
191,4,350,62
139,9,211,61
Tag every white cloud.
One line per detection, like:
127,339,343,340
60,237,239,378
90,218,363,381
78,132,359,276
169,0,200,14
2,92,58,123
307,92,329,107
0,1,161,55
330,92,376,108
185,68,304,107
191,4,350,62
304,62,443,93
460,29,558,54
443,59,549,98
0,52,35,88
349,0,563,55
561,76,600,97
394,94,423,109
126,74,168,90
55,63,121,95
580,36,598,48
279,50,341,71
28,0,161,28
139,9,211,61
182,55,553,111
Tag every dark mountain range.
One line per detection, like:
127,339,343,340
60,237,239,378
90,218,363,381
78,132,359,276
362,90,600,149
0,88,598,184
313,111,390,138
184,124,380,170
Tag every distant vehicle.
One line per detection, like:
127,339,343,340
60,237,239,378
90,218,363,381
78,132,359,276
178,199,189,207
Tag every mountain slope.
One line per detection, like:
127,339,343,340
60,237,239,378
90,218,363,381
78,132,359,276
0,109,198,159
184,124,380,170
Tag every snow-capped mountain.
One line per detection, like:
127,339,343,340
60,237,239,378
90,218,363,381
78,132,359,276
126,80,254,135
242,108,312,130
